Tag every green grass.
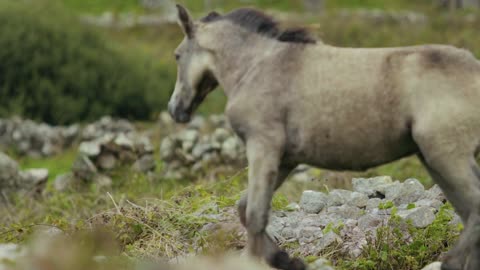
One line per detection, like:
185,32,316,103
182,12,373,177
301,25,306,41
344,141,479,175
61,0,141,13
15,148,77,181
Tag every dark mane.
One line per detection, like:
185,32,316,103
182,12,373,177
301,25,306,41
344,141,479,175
200,8,316,44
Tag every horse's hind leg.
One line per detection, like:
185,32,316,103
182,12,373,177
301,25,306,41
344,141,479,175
242,137,305,270
415,131,480,270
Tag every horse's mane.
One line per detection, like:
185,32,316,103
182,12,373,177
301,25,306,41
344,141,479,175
200,8,317,44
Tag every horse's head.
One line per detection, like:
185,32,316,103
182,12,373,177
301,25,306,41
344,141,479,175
168,4,219,123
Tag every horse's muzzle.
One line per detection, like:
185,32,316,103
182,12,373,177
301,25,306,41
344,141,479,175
168,101,191,123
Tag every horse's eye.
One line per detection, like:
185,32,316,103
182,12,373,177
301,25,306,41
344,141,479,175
175,54,180,61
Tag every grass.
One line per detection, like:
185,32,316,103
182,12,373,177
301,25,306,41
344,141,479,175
15,148,77,181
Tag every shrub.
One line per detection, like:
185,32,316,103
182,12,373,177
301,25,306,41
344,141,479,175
0,0,173,124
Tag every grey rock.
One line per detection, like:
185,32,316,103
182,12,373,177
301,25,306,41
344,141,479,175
212,128,230,143
192,143,214,159
327,189,352,206
397,206,436,228
179,129,199,144
352,176,393,197
97,153,117,170
347,192,369,208
358,214,388,231
187,116,206,130
298,226,323,243
93,174,113,188
133,155,156,172
327,205,363,220
285,202,300,211
21,168,49,186
53,173,77,191
423,185,446,202
300,190,329,214
0,152,20,189
159,137,177,161
221,137,243,161
316,231,342,251
366,198,383,210
385,178,425,205
79,141,101,157
72,156,97,181
114,133,134,149
410,199,443,211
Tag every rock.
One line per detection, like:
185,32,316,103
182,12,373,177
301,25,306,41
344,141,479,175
410,199,443,211
160,136,177,161
300,190,329,214
347,192,369,208
366,198,383,210
20,168,49,187
114,133,134,150
133,155,156,173
285,202,300,211
421,262,442,270
397,206,436,228
423,185,446,202
79,141,101,157
53,173,77,191
221,137,243,161
309,258,335,270
212,128,230,143
358,214,388,231
316,231,342,252
0,151,21,189
92,174,113,188
385,178,425,205
327,205,363,220
352,176,393,197
97,153,117,170
72,156,97,181
327,189,352,207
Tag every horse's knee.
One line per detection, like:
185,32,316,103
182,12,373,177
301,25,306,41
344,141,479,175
238,194,247,227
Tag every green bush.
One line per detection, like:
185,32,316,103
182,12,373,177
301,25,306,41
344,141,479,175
0,0,173,124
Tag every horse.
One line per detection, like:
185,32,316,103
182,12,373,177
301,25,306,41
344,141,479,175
168,4,480,270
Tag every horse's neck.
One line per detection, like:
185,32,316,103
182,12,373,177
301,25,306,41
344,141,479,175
214,36,283,97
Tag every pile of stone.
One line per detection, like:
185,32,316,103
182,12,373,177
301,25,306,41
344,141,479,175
54,132,155,191
80,116,137,142
160,114,246,179
0,152,48,196
266,176,458,258
0,117,80,157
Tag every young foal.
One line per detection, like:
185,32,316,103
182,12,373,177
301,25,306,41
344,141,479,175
168,5,480,270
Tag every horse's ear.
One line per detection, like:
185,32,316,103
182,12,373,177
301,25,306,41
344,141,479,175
176,4,194,38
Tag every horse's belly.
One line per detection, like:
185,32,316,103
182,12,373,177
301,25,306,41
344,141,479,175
284,124,418,171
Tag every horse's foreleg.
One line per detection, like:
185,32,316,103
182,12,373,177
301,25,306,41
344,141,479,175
417,153,480,270
243,138,305,270
238,166,292,227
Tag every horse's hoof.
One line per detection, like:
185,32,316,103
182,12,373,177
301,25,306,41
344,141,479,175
270,250,290,270
268,251,306,270
289,258,306,270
